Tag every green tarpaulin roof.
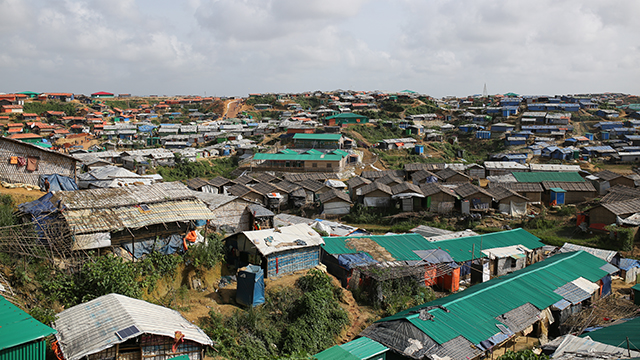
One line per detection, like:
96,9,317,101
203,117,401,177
512,172,584,183
322,228,545,263
315,337,388,360
326,113,369,120
254,152,345,161
376,251,607,345
293,133,343,141
0,296,56,351
581,316,640,350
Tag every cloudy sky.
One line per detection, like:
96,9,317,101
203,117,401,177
1,0,638,98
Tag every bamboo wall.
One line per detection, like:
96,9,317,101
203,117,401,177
0,138,76,186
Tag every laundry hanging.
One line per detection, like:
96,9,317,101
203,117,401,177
26,156,39,172
17,157,26,167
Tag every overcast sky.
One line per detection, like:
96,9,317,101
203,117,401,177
1,0,638,98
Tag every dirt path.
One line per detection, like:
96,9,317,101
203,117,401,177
0,185,45,204
223,99,243,119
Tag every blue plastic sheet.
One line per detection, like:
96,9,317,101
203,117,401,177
121,234,184,259
39,174,78,192
337,253,378,270
601,274,611,297
236,264,265,307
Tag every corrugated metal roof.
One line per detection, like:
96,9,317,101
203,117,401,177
513,172,584,183
410,225,453,238
293,133,342,140
253,152,345,161
542,181,596,192
323,228,544,263
53,294,213,360
600,198,640,216
0,295,56,351
376,251,608,346
241,223,324,256
54,182,196,210
62,199,214,234
559,243,618,262
551,334,640,359
580,317,640,351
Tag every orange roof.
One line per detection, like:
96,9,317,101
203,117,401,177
22,113,38,117
1,105,23,109
47,93,73,97
45,111,66,115
66,133,89,139
8,128,22,133
8,133,42,139
54,129,70,134
7,123,24,127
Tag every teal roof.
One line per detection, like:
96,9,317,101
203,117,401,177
512,172,585,183
293,133,343,141
304,149,323,155
254,152,345,161
550,188,566,193
332,149,349,156
322,228,545,263
326,113,369,120
0,295,56,351
315,337,388,360
632,284,640,292
378,251,607,345
581,316,640,350
278,149,298,154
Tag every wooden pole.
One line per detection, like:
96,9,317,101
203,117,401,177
627,337,631,357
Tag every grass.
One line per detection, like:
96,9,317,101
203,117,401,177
342,124,407,144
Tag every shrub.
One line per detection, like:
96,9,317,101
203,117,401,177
499,349,549,360
184,232,225,269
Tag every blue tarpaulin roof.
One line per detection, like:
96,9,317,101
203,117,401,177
619,258,640,271
39,174,78,192
236,264,266,307
338,253,378,270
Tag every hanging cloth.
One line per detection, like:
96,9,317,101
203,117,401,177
17,157,26,167
9,156,18,165
26,156,38,171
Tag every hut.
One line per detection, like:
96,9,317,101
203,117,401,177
541,182,597,204
346,176,372,201
0,136,78,187
25,182,214,254
319,189,352,215
0,295,56,360
52,294,213,360
436,167,472,184
193,192,252,234
420,183,458,213
490,182,543,204
454,183,494,213
224,224,324,278
488,186,529,216
358,182,393,208
186,177,217,193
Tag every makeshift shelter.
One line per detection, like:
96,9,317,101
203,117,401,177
619,258,640,283
319,189,352,215
581,317,640,351
0,295,56,360
356,251,610,360
489,186,529,216
315,336,388,360
22,182,214,255
53,294,213,360
225,224,324,278
358,182,393,207
420,183,458,213
38,173,78,192
186,177,217,193
77,165,162,189
236,265,266,307
193,192,252,234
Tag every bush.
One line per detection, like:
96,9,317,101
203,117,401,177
202,269,348,359
184,233,225,269
499,349,548,360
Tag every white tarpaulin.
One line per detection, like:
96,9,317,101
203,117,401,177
499,202,527,217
